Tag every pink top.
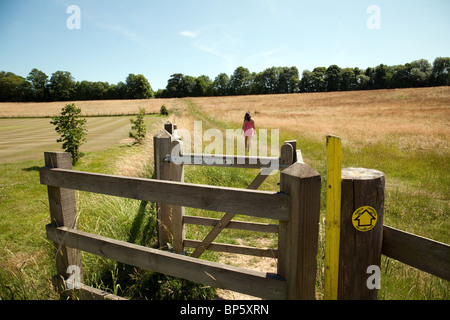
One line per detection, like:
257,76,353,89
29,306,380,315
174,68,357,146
243,120,255,137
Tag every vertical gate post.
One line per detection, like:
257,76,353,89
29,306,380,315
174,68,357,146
153,128,172,248
338,167,385,300
324,135,342,300
278,162,321,300
170,140,185,253
44,152,83,294
164,121,173,134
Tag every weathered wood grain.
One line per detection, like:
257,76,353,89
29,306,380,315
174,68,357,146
40,167,290,221
47,225,286,300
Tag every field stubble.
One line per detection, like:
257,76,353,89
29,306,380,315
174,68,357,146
187,87,450,155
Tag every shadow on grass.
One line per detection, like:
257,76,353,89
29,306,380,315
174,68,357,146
22,166,40,172
96,200,216,300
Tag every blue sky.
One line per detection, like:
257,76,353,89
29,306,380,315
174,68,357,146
0,0,449,90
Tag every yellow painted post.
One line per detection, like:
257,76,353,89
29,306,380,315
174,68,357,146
324,135,342,300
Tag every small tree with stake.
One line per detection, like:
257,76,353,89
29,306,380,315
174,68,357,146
50,103,87,165
129,107,147,144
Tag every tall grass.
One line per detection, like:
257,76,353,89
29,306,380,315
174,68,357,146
183,97,449,300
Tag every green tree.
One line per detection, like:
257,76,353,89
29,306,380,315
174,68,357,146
409,59,432,87
180,75,196,97
113,81,128,99
300,70,313,92
356,74,370,90
431,57,450,86
192,75,213,97
27,68,48,101
285,67,300,93
165,73,183,98
340,68,356,91
48,71,76,101
50,103,88,165
125,74,153,99
261,67,279,93
373,64,389,89
0,72,31,101
325,65,342,92
165,73,196,98
213,73,230,96
75,80,92,100
229,66,253,95
310,67,327,92
390,64,410,88
129,107,147,144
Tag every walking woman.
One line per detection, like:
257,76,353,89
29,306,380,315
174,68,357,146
242,112,255,152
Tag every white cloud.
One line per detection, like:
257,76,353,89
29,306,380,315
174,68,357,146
179,30,198,38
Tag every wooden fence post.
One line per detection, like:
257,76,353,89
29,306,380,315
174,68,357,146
324,135,342,300
44,152,83,294
170,140,185,253
338,167,385,300
164,121,173,134
153,128,172,249
278,162,321,299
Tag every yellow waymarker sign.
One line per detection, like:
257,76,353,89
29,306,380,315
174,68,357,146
352,206,378,232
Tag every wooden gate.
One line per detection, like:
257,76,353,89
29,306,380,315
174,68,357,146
153,124,302,260
41,131,321,300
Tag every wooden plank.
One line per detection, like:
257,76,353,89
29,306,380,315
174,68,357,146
184,240,278,258
190,170,273,258
52,276,127,300
190,212,236,258
46,225,286,300
171,153,288,170
44,152,83,286
183,216,278,233
278,162,322,300
382,225,450,281
324,135,342,300
39,167,290,221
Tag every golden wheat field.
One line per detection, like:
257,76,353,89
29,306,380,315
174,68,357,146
0,98,176,118
187,86,450,154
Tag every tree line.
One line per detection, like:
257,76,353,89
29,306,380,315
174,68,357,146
0,57,448,102
158,57,449,97
0,70,153,102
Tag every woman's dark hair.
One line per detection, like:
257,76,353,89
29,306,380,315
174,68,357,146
244,112,251,121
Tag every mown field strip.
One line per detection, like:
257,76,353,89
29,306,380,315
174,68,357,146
0,116,157,164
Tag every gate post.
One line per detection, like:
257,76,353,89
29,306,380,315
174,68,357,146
338,167,385,300
44,152,83,295
170,140,185,253
153,128,172,249
278,162,321,299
